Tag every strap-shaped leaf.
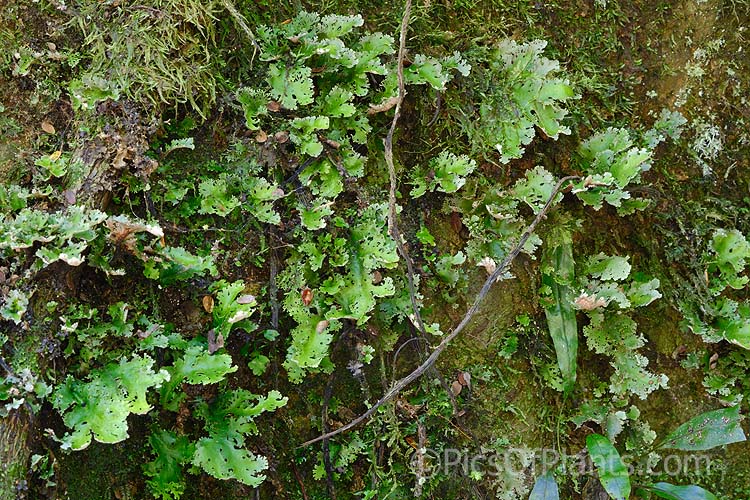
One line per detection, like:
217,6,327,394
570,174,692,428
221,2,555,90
586,433,631,500
529,472,559,500
542,230,578,394
643,482,718,500
659,406,746,451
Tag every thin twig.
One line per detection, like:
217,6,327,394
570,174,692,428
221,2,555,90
321,370,338,500
381,0,458,413
268,229,280,332
301,175,578,447
385,0,427,338
221,0,260,60
426,91,442,128
291,461,310,500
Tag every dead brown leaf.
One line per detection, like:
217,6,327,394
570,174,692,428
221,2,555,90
202,295,214,313
301,287,313,306
207,329,224,354
41,121,56,134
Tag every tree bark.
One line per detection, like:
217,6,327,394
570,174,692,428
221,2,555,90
0,413,30,500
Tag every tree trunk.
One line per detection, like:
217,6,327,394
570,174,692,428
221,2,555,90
0,413,30,500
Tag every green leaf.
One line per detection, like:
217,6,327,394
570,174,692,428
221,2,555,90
320,86,356,117
318,13,363,38
144,429,195,500
708,229,750,292
1,289,30,324
643,482,718,500
529,472,559,500
290,116,330,157
52,355,169,450
211,280,257,338
627,276,662,308
585,253,632,281
512,166,563,214
659,406,746,451
465,39,573,163
267,64,314,110
0,184,30,212
198,178,240,216
542,231,578,394
411,151,477,197
192,389,287,485
716,301,750,348
586,433,631,500
237,88,269,130
299,201,334,230
35,153,68,179
154,247,217,285
405,55,450,90
160,345,237,411
163,138,195,155
193,437,268,487
248,354,270,376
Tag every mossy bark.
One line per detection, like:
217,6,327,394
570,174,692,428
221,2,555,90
0,413,30,500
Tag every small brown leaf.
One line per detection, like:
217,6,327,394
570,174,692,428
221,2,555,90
574,292,607,311
709,352,719,370
237,294,255,305
63,189,77,205
457,371,472,389
372,270,383,284
274,130,289,143
202,295,214,313
267,101,281,112
41,121,55,134
323,138,340,149
315,320,329,334
46,42,57,51
301,287,313,306
255,130,268,143
671,344,687,360
476,257,496,276
207,329,224,354
450,380,463,396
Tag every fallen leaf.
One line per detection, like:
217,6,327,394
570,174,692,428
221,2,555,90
207,329,224,354
63,189,77,205
41,121,55,134
202,295,214,313
255,130,268,143
267,101,281,112
301,287,313,306
671,345,687,359
574,292,607,311
237,294,255,305
709,352,719,370
476,257,496,276
458,371,472,389
451,380,463,396
315,320,329,334
274,130,289,143
49,150,62,161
